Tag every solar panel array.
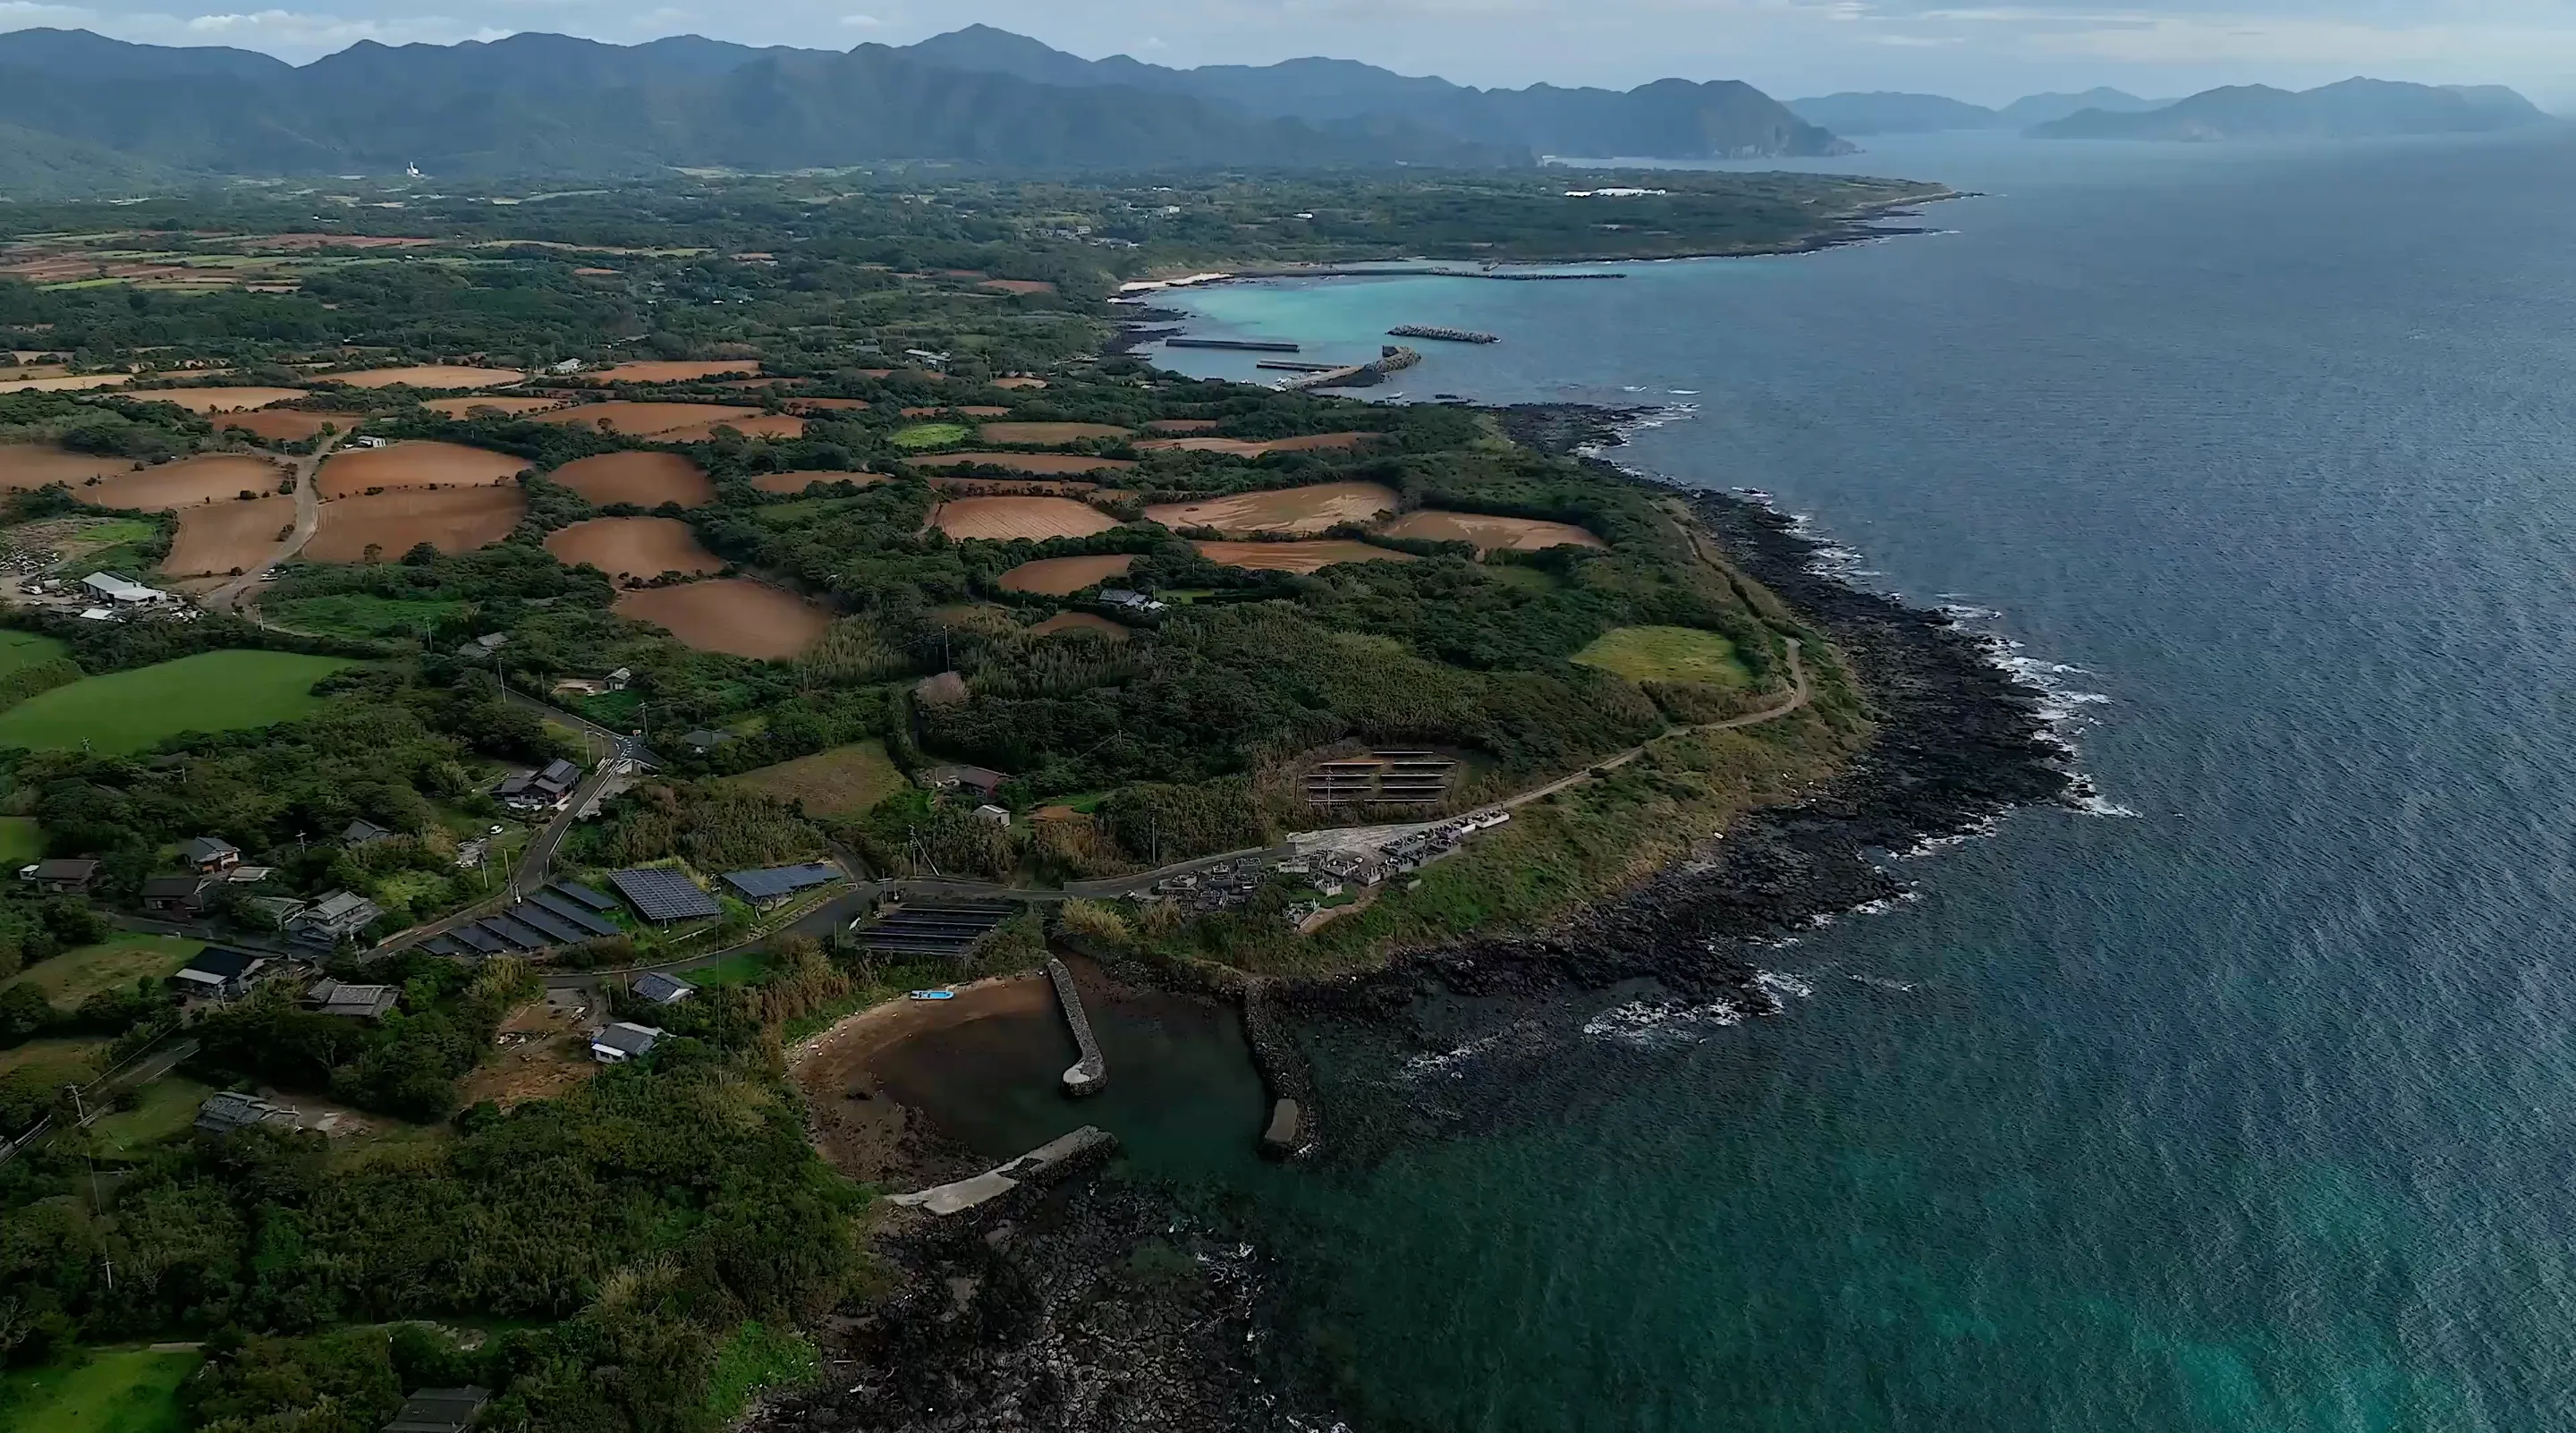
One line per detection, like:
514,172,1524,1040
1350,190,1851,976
612,867,722,923
852,901,1013,961
721,862,839,902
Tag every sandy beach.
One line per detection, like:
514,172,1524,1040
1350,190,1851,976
789,973,1051,1184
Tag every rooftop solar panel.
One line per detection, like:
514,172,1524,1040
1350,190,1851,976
451,924,504,955
611,867,722,923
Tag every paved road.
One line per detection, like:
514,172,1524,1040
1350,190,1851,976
205,435,339,615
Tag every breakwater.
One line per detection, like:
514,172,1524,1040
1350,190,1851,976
1390,325,1500,343
1048,956,1108,1097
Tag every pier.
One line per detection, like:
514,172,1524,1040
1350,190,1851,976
1255,360,1343,372
1048,956,1108,1097
886,1125,1117,1216
1164,337,1301,352
1389,325,1500,344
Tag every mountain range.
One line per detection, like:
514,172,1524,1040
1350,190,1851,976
0,27,2549,191
1789,89,2172,135
2029,79,2550,140
1795,78,2551,142
0,25,1849,191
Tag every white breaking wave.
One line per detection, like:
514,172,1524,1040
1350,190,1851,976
1847,974,1918,992
1580,996,1746,1047
1754,970,1814,1002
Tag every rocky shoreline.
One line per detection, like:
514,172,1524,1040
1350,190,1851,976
756,401,2075,1433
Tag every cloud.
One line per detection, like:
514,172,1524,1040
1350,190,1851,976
838,12,879,24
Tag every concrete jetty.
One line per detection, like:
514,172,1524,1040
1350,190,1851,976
1047,956,1108,1097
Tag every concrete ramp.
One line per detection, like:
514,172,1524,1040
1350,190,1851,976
887,1125,1116,1217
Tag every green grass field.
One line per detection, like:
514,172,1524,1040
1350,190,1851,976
266,594,466,640
0,1347,199,1433
0,1036,106,1084
1572,625,1753,690
724,740,903,818
0,816,41,865
0,650,355,754
0,630,70,676
87,1076,215,1156
890,421,968,451
2,935,200,1011
683,949,775,988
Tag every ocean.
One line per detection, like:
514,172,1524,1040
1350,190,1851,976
962,131,2576,1430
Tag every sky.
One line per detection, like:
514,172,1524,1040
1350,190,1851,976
3,0,2572,107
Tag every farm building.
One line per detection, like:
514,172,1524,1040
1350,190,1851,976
590,1022,665,1064
304,979,399,1021
173,945,268,1000
140,873,215,914
718,861,838,908
196,1091,301,1136
82,571,171,605
493,758,582,813
21,858,98,894
1096,588,1167,614
287,890,384,949
180,835,242,872
343,818,394,846
632,972,695,1005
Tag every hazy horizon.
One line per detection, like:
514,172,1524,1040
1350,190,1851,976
1,4,2569,112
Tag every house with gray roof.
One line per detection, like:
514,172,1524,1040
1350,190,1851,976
589,1022,665,1064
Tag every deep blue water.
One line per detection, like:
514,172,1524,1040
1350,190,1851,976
1070,131,2576,1430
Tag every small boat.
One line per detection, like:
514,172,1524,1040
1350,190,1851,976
907,989,955,1001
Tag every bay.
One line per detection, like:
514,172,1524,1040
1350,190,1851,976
1077,131,2576,1430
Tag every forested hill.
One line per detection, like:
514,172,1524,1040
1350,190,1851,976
900,24,1850,161
2031,78,2552,140
0,26,1844,191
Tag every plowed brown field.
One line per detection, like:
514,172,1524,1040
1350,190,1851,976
979,421,1130,445
1143,481,1398,536
1136,430,1375,457
547,452,715,508
1377,510,1606,553
128,386,306,413
990,377,1047,390
1192,540,1414,574
0,374,130,394
305,487,527,561
929,496,1119,540
614,579,831,660
333,366,526,390
0,445,137,490
163,496,294,575
544,516,724,582
89,454,283,510
532,402,760,436
997,554,1135,595
910,452,1136,476
216,411,346,443
318,441,527,497
750,471,881,495
591,360,760,382
424,395,565,419
653,414,806,442
1028,611,1130,640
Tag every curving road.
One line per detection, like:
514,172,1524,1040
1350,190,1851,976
205,434,339,615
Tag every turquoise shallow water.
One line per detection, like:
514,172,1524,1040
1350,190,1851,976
989,131,2576,1430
